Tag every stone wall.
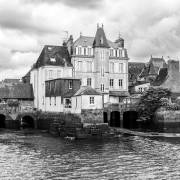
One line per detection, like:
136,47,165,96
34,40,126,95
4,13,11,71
80,109,103,123
155,110,180,132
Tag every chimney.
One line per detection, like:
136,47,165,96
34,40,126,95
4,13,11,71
168,60,180,76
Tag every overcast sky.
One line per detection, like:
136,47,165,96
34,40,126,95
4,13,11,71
0,0,180,80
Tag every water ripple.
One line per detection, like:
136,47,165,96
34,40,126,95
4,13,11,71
0,131,180,179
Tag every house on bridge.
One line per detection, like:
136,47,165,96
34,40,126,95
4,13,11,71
0,83,34,128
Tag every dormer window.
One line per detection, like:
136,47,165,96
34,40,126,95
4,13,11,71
100,37,103,44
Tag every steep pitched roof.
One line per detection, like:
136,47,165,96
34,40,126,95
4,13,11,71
73,35,122,49
34,45,72,68
0,84,34,99
93,27,110,48
128,62,145,82
152,68,168,86
74,86,101,96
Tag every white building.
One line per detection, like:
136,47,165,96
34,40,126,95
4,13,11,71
30,45,73,111
71,86,103,114
67,24,129,104
25,25,130,113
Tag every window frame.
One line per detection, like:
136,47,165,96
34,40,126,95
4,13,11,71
90,97,95,104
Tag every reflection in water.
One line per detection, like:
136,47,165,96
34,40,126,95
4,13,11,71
0,131,180,179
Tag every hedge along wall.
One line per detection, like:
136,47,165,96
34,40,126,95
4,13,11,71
155,110,180,123
80,109,103,124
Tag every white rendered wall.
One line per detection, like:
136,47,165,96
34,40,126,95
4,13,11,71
30,65,73,111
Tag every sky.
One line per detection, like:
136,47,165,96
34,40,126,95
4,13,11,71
0,0,180,80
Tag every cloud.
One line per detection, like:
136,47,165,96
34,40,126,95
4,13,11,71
24,0,103,9
1,0,180,80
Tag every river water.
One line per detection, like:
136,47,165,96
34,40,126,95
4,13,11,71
0,131,180,180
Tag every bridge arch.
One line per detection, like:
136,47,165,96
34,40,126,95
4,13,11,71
110,111,120,127
0,114,6,128
123,111,138,129
21,115,35,129
103,112,108,123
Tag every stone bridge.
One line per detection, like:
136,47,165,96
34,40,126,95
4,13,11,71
103,103,140,129
0,109,38,129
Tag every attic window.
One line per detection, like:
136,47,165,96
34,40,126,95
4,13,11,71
48,47,52,50
50,58,56,62
100,37,103,44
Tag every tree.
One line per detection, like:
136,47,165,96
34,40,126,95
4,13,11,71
138,87,171,123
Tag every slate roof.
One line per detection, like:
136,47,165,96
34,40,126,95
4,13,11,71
74,86,101,96
128,62,145,82
3,79,20,84
34,45,72,68
0,84,34,99
152,68,168,86
93,27,110,48
73,36,122,49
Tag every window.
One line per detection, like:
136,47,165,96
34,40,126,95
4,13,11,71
110,79,114,87
49,70,53,79
119,50,122,57
87,78,91,86
78,61,82,71
87,61,92,72
119,79,123,88
115,49,118,57
90,97,94,104
84,48,87,55
78,47,82,55
119,63,123,73
57,70,61,78
100,50,105,61
139,87,143,92
101,84,104,92
100,36,103,44
101,67,104,76
110,49,113,57
110,62,114,73
69,80,73,89
65,98,72,108
88,48,91,56
54,97,56,106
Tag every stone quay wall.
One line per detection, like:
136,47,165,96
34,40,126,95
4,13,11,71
155,110,180,132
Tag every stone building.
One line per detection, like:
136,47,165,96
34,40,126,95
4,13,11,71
129,56,167,95
66,25,129,104
23,24,130,114
30,45,73,111
152,60,180,101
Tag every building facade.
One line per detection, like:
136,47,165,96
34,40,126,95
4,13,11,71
25,25,130,113
30,45,73,111
67,25,129,104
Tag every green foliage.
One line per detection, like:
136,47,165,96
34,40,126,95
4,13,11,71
138,87,171,121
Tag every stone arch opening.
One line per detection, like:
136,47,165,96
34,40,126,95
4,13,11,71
110,111,120,127
103,112,108,123
123,111,138,129
0,114,6,128
21,116,35,129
